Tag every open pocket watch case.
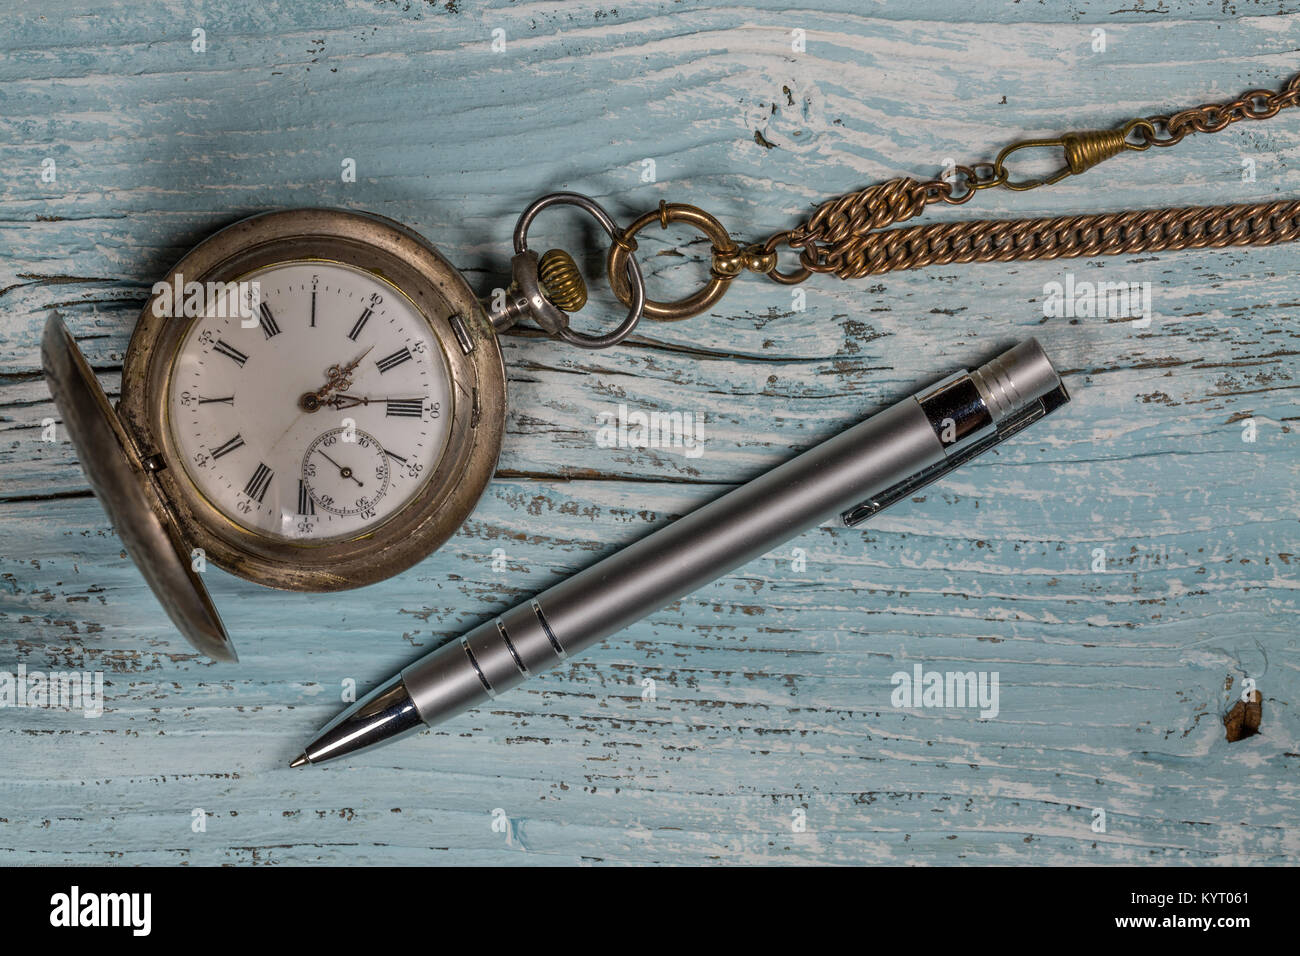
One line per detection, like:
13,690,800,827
42,208,509,662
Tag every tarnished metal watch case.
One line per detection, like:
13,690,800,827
44,208,507,660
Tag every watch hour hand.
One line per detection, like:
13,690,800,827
315,346,374,400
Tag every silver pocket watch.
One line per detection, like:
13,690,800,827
43,195,646,660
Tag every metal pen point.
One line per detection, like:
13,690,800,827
294,338,1070,767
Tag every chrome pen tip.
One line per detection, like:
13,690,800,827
289,753,309,769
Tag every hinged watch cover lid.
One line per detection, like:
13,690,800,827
40,312,238,662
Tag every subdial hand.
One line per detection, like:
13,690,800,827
316,448,364,487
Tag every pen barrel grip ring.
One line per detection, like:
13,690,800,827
403,602,562,724
469,602,567,689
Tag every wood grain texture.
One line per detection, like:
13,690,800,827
1,0,1297,865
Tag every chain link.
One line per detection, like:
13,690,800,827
762,73,1300,284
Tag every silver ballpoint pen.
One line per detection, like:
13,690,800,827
292,338,1069,767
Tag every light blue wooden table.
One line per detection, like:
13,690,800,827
1,1,1297,865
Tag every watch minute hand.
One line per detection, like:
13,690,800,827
326,394,424,410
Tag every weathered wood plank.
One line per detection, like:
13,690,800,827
0,0,1296,865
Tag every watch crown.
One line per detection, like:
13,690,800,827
537,248,587,313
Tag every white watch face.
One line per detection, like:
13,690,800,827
167,260,453,542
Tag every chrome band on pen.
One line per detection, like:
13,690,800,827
497,619,529,676
460,635,496,698
532,601,567,659
916,371,994,448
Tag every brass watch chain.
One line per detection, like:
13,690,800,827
502,73,1300,342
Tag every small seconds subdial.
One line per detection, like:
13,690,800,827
302,427,391,517
168,260,453,542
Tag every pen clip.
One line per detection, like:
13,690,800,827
840,381,1069,528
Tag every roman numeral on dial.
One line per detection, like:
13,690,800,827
386,399,423,418
210,434,245,459
243,463,273,503
347,307,374,341
375,347,412,373
298,479,316,516
258,303,281,339
213,339,249,366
